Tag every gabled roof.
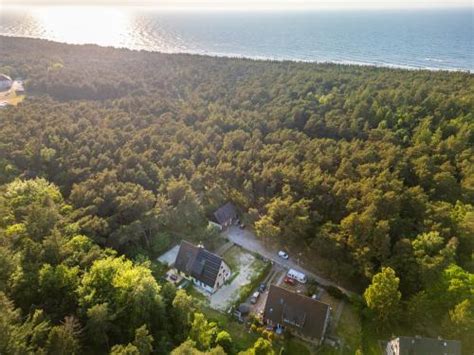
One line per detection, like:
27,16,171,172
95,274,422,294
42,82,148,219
174,240,224,288
174,241,200,275
388,336,461,355
0,74,12,82
264,285,330,341
213,202,237,225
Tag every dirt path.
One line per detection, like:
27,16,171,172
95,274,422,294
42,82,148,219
332,299,346,329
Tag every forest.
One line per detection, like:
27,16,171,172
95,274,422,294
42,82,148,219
0,36,472,354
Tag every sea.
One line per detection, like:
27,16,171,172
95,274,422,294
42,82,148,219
0,6,473,72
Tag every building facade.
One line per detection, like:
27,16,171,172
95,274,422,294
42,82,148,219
384,336,461,355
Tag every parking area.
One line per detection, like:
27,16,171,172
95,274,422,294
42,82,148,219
209,245,269,311
165,268,184,285
248,267,284,316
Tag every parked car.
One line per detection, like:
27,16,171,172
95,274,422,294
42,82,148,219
286,268,307,283
258,283,266,292
250,291,260,304
169,274,178,281
278,250,289,259
239,223,245,229
284,276,295,285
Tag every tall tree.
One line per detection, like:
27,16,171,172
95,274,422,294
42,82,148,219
363,267,401,326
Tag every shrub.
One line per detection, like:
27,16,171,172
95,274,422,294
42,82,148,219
325,285,348,300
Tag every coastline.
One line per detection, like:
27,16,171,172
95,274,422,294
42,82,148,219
0,34,472,74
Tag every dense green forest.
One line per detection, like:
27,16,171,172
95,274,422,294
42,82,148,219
0,36,472,354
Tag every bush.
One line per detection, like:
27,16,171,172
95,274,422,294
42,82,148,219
325,285,348,300
225,271,240,285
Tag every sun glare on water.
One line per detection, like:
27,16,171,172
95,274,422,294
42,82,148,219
31,6,133,48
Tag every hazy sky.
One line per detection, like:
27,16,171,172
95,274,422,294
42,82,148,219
2,0,472,9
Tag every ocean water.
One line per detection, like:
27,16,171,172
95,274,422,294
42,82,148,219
0,6,473,71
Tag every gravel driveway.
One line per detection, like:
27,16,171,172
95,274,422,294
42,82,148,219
209,246,267,311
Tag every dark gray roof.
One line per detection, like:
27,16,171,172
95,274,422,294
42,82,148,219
213,202,237,225
174,240,224,288
264,285,330,341
238,303,251,314
174,241,200,276
388,336,461,355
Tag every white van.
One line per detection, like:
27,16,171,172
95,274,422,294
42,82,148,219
286,269,307,284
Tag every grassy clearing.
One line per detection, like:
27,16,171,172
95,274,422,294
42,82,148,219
199,303,259,351
222,245,245,272
186,284,210,305
279,338,312,355
207,235,228,253
336,303,363,353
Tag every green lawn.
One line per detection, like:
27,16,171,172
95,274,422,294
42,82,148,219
280,338,312,355
186,285,209,304
222,245,245,272
334,303,362,353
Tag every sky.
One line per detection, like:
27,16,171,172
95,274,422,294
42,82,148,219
1,0,472,9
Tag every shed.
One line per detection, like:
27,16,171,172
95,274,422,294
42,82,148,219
213,202,238,228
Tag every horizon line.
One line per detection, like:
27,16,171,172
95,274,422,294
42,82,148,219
1,1,473,10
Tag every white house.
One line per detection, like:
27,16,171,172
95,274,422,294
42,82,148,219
0,74,12,91
174,240,231,294
384,336,461,355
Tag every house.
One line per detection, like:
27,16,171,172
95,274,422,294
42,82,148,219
263,285,330,345
174,240,231,294
212,202,238,229
384,336,461,355
0,74,12,91
15,81,25,93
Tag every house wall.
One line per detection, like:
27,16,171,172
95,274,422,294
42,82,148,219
385,339,399,355
178,269,217,294
214,261,231,289
264,318,321,345
321,306,330,342
192,278,214,293
0,81,12,91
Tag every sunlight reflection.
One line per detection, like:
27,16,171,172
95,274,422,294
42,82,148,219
31,6,133,47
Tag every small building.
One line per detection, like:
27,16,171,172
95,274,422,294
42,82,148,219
0,74,12,91
234,303,251,321
384,336,461,355
15,81,25,93
213,202,238,229
263,285,330,345
174,240,231,294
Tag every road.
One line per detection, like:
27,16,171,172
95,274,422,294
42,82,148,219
224,226,355,297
